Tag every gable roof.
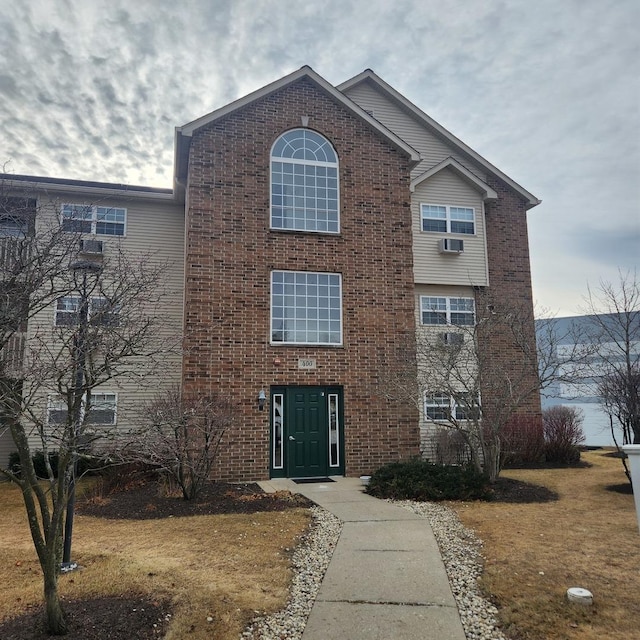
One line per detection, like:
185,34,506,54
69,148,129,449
410,157,498,201
338,69,541,209
174,66,421,189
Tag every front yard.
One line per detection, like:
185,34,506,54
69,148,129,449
0,480,311,639
451,450,640,639
1,450,638,639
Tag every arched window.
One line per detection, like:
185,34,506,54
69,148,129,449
271,129,339,233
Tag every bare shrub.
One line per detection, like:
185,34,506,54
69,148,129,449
543,406,585,464
124,388,234,500
501,416,545,467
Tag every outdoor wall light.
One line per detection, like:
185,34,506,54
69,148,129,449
258,389,266,411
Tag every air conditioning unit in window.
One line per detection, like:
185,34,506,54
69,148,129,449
80,239,104,255
438,238,464,254
441,332,464,346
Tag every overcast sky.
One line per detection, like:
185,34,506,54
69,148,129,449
1,0,638,316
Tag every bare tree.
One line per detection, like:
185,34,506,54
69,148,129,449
121,387,234,500
0,181,176,635
385,298,570,483
581,270,639,481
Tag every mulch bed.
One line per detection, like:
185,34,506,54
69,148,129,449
489,477,559,503
0,476,555,638
0,595,170,640
76,480,313,519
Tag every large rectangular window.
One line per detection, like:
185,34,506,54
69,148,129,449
272,162,339,232
421,204,475,235
62,204,126,236
271,271,342,345
420,296,475,326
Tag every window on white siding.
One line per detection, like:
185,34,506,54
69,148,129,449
48,392,117,425
271,270,342,345
420,296,475,326
424,392,479,421
271,129,339,233
0,216,28,238
55,296,119,327
421,204,475,234
61,204,126,236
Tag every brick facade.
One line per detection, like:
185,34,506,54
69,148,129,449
478,176,543,421
183,78,420,481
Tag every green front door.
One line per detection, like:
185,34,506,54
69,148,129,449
270,386,344,478
288,387,326,478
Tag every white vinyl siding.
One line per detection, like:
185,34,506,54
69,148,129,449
412,169,489,286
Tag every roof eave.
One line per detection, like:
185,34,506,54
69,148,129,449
410,157,499,202
0,174,177,202
338,70,541,209
174,65,421,169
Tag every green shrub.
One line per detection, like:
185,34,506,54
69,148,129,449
367,458,492,501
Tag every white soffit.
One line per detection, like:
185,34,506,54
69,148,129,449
410,157,498,201
338,70,541,209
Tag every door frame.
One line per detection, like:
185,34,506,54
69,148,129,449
269,385,344,478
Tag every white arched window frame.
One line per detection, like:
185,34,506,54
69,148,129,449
270,129,340,234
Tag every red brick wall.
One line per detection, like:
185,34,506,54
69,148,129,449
183,77,419,481
478,177,543,421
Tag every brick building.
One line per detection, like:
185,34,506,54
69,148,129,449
0,66,541,480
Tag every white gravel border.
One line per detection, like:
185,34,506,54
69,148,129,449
241,506,342,640
241,500,508,640
393,500,509,640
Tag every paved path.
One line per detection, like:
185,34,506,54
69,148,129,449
258,477,466,640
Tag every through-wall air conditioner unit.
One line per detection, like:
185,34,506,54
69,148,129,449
438,238,464,254
441,332,464,346
80,239,104,255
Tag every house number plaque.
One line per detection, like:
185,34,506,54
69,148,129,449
298,358,317,370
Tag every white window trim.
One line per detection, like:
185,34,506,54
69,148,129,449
420,296,476,326
61,203,127,237
270,270,343,346
270,129,340,235
420,203,476,235
47,392,118,426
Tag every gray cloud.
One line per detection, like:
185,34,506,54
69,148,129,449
1,0,638,314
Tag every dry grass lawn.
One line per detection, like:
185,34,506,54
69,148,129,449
451,450,640,640
0,482,310,639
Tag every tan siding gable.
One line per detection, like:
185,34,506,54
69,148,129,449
343,81,486,181
412,169,489,286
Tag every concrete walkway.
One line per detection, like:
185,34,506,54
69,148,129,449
258,477,466,640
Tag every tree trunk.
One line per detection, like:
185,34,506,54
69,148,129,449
44,562,67,635
484,437,501,484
